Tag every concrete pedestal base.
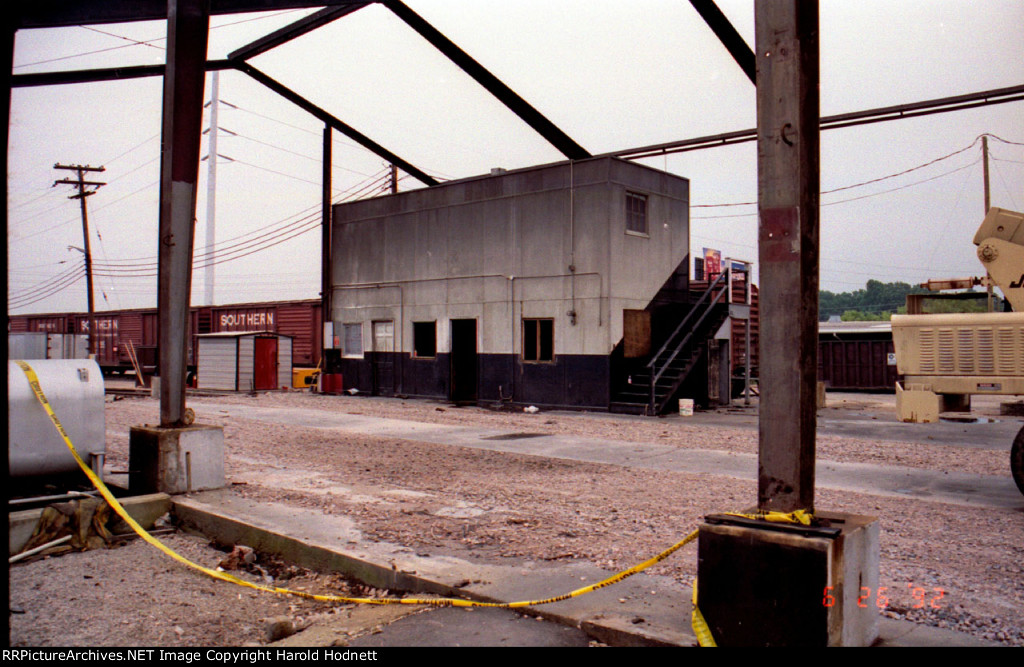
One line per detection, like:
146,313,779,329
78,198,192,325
129,424,224,495
697,510,879,647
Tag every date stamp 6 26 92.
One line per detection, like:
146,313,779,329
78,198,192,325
823,585,945,610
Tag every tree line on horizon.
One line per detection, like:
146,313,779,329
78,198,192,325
819,279,995,321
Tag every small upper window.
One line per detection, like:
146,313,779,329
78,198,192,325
626,192,648,235
412,321,436,358
523,318,554,362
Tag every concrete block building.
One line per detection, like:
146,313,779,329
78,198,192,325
326,156,714,412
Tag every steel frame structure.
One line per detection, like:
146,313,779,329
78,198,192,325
5,1,1022,507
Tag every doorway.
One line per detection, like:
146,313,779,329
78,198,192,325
253,336,278,390
372,320,395,396
450,319,478,404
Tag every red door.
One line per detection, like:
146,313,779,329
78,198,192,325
253,337,278,390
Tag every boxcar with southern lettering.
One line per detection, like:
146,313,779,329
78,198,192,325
8,299,322,377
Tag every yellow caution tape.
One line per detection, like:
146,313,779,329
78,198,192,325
686,507,814,646
690,579,716,647
722,509,813,525
16,360,699,610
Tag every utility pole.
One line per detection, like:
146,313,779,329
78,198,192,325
982,135,994,311
390,164,399,194
982,135,991,214
203,70,220,306
54,163,106,356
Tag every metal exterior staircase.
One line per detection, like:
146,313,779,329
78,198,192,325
611,272,730,415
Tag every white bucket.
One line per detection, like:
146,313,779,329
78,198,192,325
679,398,694,416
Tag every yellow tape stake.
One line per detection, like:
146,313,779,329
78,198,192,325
17,360,698,609
686,508,812,645
722,509,813,525
690,579,717,647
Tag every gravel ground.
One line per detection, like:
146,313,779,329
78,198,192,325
10,390,1024,646
8,532,411,647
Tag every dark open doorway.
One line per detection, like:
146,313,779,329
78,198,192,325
450,319,478,404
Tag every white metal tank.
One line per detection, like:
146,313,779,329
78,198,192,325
8,359,105,478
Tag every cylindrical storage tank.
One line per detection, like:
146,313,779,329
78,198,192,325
8,359,105,478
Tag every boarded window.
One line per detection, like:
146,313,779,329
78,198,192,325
413,321,436,358
626,192,648,235
523,318,554,362
623,309,651,358
342,323,363,358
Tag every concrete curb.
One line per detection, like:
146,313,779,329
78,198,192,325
171,491,697,647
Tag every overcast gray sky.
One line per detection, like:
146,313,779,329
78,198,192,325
7,0,1024,316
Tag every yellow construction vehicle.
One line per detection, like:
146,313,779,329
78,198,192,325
890,207,1024,495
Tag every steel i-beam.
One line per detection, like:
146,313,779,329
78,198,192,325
157,0,210,426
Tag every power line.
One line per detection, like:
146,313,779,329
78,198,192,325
8,267,87,309
13,8,308,70
691,154,983,220
8,263,86,298
693,135,990,209
85,169,387,276
228,130,378,178
81,26,164,51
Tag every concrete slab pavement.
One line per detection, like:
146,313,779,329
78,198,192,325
171,490,997,647
189,400,1024,511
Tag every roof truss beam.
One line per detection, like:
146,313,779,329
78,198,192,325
11,59,437,187
383,0,591,161
235,61,438,186
227,3,371,61
689,0,756,85
14,1,363,29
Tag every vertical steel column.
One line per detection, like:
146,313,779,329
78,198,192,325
755,1,820,512
2,20,11,373
2,18,13,287
157,0,210,427
321,124,332,348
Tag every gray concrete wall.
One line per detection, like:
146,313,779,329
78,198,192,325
331,157,689,360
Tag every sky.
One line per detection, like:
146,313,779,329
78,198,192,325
7,0,1024,317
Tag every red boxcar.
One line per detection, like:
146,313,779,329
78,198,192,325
8,299,322,376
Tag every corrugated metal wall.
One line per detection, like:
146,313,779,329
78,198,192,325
238,336,255,391
277,336,293,388
118,312,143,367
277,303,318,367
197,337,239,390
818,339,898,390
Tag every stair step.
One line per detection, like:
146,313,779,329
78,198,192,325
609,401,650,415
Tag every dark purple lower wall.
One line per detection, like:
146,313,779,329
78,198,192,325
331,352,610,410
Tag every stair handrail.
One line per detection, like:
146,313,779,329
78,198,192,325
646,270,728,374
